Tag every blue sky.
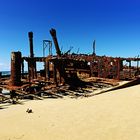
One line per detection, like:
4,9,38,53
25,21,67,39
0,0,140,70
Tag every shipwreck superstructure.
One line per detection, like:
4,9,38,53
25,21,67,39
0,28,140,102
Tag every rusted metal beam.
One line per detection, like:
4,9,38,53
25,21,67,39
50,28,61,57
45,60,50,81
28,32,37,80
28,32,34,58
53,62,58,86
10,52,22,86
93,40,96,56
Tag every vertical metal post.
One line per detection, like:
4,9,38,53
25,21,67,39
117,58,120,80
43,40,52,81
45,60,50,81
137,56,139,75
93,40,96,56
129,61,131,78
28,32,37,80
10,52,22,86
53,62,57,86
28,32,34,58
90,61,94,77
21,59,24,79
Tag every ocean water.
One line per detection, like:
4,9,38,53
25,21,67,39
0,71,11,76
0,71,29,76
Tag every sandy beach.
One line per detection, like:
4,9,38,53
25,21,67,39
0,84,140,140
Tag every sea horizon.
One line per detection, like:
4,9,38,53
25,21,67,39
0,71,11,76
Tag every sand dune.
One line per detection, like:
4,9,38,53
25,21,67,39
0,84,140,140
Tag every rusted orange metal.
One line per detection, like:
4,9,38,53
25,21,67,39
10,51,22,86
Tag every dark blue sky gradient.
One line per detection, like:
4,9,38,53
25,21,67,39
0,0,140,70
